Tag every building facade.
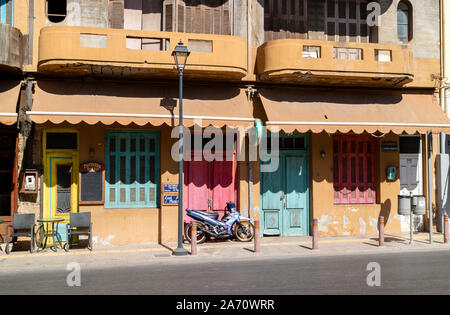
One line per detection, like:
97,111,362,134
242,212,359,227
1,0,449,246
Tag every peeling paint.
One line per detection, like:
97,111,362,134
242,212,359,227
343,215,350,229
369,217,378,232
359,218,366,235
319,215,333,233
92,235,115,245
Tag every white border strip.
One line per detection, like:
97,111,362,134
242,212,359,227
26,111,255,122
0,113,18,117
267,121,450,128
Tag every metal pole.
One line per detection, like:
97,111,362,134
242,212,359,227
191,221,197,255
173,69,188,256
254,220,260,253
428,131,433,244
312,219,318,250
444,213,449,244
409,212,414,245
379,216,384,247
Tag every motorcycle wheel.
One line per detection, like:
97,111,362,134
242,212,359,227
234,221,255,242
184,222,207,244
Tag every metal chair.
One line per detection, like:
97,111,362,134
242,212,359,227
65,212,92,251
5,214,35,254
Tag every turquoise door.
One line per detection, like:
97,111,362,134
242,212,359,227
261,135,309,236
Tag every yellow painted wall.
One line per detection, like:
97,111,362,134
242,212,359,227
310,132,436,236
37,122,258,245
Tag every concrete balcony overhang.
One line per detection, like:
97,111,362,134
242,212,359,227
257,39,414,87
38,26,247,80
0,23,24,76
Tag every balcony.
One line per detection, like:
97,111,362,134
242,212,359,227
38,26,247,80
0,23,25,75
256,39,414,87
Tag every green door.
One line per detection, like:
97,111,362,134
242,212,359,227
261,135,309,236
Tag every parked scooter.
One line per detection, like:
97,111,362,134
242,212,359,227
184,202,255,244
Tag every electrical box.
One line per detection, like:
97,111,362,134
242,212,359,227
20,170,39,194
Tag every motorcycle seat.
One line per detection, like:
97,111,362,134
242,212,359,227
191,210,219,220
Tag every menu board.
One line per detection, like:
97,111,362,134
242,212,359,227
79,162,105,204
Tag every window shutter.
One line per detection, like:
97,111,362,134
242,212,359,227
177,0,185,32
264,0,307,42
164,0,231,35
163,0,175,32
109,0,124,29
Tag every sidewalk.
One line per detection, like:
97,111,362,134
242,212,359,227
1,232,449,263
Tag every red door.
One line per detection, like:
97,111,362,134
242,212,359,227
184,150,238,223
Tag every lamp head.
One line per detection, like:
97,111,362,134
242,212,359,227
172,40,190,72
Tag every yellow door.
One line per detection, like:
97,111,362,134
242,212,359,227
43,153,79,244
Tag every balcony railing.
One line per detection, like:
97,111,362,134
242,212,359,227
256,39,414,87
38,26,247,80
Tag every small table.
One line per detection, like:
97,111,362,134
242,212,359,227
37,218,64,252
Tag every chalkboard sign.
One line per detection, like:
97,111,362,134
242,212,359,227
79,162,105,205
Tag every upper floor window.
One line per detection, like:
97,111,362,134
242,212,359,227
0,0,13,25
164,0,232,35
263,0,376,43
397,1,412,44
46,0,66,23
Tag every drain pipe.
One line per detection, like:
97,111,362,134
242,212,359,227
247,0,252,76
428,131,434,244
28,0,34,65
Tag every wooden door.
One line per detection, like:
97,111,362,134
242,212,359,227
184,150,237,223
0,131,18,241
261,134,309,236
43,153,78,244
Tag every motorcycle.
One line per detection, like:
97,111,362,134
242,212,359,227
184,202,255,244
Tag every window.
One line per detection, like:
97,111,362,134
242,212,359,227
105,131,160,209
263,0,308,41
46,132,78,150
325,0,374,43
164,0,232,35
0,0,13,25
397,1,412,44
46,0,67,23
333,135,376,204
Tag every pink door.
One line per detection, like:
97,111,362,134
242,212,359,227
184,150,238,223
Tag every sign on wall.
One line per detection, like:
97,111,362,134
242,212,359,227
79,162,105,205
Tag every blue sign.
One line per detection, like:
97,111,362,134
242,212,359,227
164,184,179,193
164,194,179,205
382,141,398,152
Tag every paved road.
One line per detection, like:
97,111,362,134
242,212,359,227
1,249,450,295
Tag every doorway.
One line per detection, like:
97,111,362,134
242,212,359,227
261,134,309,236
43,131,79,243
399,135,423,231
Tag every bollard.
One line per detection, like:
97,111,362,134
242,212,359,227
191,221,197,256
444,214,449,244
254,220,260,253
312,219,318,250
379,216,384,247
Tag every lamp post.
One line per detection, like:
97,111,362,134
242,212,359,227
172,41,190,256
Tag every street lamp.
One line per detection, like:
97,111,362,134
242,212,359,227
172,41,190,256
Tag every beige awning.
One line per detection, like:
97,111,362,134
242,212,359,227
0,81,20,126
259,88,450,134
28,80,255,128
